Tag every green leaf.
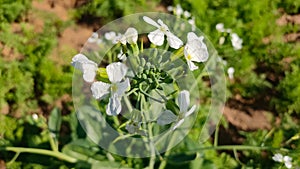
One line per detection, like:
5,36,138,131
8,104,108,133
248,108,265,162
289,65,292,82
48,107,62,135
167,153,197,164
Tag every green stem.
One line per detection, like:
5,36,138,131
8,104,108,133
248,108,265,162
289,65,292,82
1,147,77,163
158,132,178,169
187,145,290,153
49,132,58,152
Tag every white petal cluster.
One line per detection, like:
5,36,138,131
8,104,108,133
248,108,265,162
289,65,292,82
184,32,209,71
91,62,130,116
230,33,243,50
157,90,196,130
216,23,243,50
104,27,138,45
143,16,183,49
87,32,102,45
227,67,235,79
167,4,196,31
71,54,98,83
272,153,293,169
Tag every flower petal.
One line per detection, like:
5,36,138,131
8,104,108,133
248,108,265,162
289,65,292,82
143,16,160,28
173,119,184,130
178,90,190,113
272,153,283,162
125,27,138,44
157,110,177,125
166,31,183,49
186,32,209,62
186,60,198,71
106,62,128,83
116,78,130,96
104,31,116,41
91,81,110,99
71,54,89,70
82,63,97,82
148,29,164,46
185,105,196,118
106,94,122,116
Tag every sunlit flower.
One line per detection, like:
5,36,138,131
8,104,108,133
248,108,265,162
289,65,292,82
157,90,196,130
143,16,183,49
227,67,235,79
216,23,225,32
71,54,98,82
167,6,173,12
183,11,191,18
184,32,209,71
219,36,225,45
272,153,293,169
175,4,183,16
122,27,138,45
230,33,243,50
87,32,102,44
91,62,130,116
32,114,38,121
104,31,117,41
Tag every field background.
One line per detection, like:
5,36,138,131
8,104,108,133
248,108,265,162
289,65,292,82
0,0,300,168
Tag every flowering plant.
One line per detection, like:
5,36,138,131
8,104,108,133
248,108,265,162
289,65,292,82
71,13,225,163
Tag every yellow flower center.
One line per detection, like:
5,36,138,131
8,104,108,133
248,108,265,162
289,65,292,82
111,84,118,93
186,54,192,60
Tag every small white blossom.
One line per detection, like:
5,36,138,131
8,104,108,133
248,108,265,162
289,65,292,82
183,11,191,18
230,33,243,50
104,31,117,41
219,36,225,45
143,16,183,49
227,67,235,79
71,54,98,83
157,90,196,130
123,27,138,45
32,114,38,120
184,32,209,71
175,4,183,16
167,6,173,12
272,153,293,169
110,27,138,45
87,32,102,44
91,62,130,116
216,23,225,32
188,17,196,31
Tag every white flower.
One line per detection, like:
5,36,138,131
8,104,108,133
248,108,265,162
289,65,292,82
188,17,196,31
71,54,98,82
104,31,117,41
272,153,293,169
87,32,102,44
184,32,209,71
123,27,138,45
105,28,138,45
216,23,225,32
183,11,191,18
91,62,130,116
227,67,235,79
157,90,196,130
117,49,127,61
230,33,243,50
32,114,38,120
167,6,173,12
175,4,183,16
143,16,183,49
219,36,225,45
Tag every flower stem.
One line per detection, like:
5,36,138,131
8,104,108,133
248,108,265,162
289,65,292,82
0,147,77,163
